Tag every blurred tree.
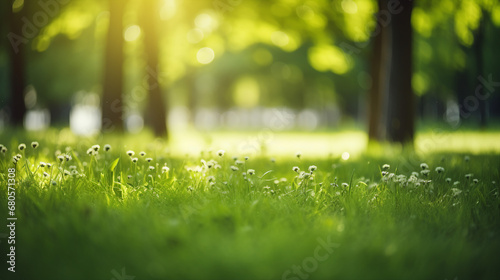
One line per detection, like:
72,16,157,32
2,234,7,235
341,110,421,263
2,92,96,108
6,0,27,126
385,0,414,144
474,10,486,128
140,0,167,137
368,0,389,142
102,0,126,132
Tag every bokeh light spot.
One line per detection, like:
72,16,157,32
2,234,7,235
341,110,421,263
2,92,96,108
196,47,215,64
187,28,204,44
341,0,358,14
342,152,350,160
124,25,141,42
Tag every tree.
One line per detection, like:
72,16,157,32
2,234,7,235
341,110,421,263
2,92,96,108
367,0,390,142
385,0,414,144
474,10,486,128
6,0,27,126
102,0,126,133
140,0,167,137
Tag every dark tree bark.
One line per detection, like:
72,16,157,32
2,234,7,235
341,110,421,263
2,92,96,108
102,0,126,133
7,2,27,126
386,0,414,144
474,11,487,128
368,0,390,142
141,0,167,137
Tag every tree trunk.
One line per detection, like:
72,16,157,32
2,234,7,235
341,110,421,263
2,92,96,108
7,2,27,127
367,0,390,142
141,0,168,137
475,11,487,128
386,0,414,144
102,0,126,133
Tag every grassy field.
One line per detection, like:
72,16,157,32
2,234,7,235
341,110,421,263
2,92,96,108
1,129,500,280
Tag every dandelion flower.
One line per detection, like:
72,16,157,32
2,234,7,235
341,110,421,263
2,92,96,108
146,158,153,163
127,150,135,157
131,158,138,163
292,166,300,173
451,188,462,196
43,172,49,177
18,143,26,151
247,169,255,175
381,171,389,176
87,148,93,155
162,166,170,173
207,176,215,182
31,142,39,149
342,183,349,188
245,156,249,161
435,167,445,173
149,166,155,171
39,162,46,168
235,160,244,165
382,164,390,170
420,163,429,170
296,152,301,159
217,150,225,157
140,151,146,157
57,155,65,162
473,179,479,184
104,144,111,152
465,174,472,180
308,165,317,172
46,163,52,168
92,145,100,152
230,166,239,171
420,170,430,176
65,155,72,161
445,178,451,183
1,147,7,153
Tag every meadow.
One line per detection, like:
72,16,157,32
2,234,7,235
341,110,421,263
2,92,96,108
0,129,499,280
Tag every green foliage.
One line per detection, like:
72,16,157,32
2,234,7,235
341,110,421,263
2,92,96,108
0,131,499,279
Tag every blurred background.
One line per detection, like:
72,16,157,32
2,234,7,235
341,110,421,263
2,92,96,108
1,0,500,155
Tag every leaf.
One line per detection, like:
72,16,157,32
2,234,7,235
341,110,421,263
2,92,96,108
109,157,120,172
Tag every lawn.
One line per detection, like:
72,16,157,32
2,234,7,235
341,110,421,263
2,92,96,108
1,129,499,280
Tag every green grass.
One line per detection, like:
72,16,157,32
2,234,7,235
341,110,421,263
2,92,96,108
1,130,500,280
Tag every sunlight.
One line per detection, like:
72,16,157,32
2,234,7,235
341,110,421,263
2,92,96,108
271,31,290,47
342,152,350,160
196,47,215,64
341,0,358,14
12,0,24,12
124,25,141,42
187,28,204,44
160,0,176,20
195,13,217,32
70,105,101,136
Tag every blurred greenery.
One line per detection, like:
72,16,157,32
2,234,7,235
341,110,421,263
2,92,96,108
1,0,499,131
